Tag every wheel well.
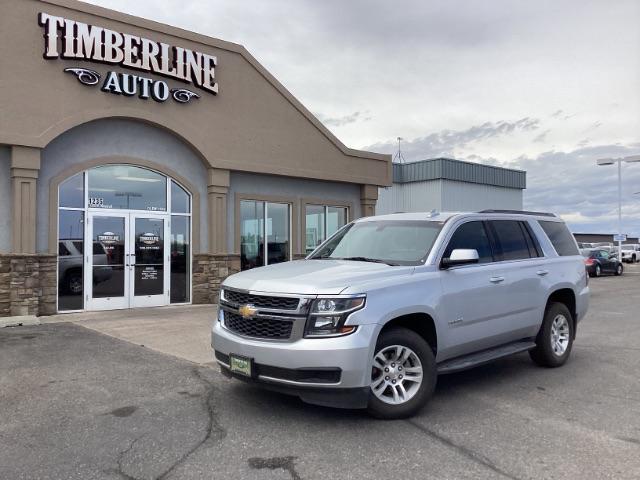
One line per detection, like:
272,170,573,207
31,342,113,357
547,288,576,332
381,313,437,355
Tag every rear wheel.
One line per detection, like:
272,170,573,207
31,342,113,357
367,327,436,419
529,302,574,368
615,263,623,276
594,264,601,277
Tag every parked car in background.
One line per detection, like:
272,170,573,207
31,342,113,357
620,244,640,263
577,242,598,249
582,249,623,277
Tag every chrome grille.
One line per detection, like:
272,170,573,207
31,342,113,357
224,311,294,340
223,290,299,311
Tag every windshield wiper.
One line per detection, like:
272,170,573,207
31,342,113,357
338,256,399,266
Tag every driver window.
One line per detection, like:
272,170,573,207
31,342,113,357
600,250,609,259
443,221,493,264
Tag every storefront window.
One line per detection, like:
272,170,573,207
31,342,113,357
57,164,192,312
240,200,265,270
59,173,84,208
305,205,349,253
88,165,167,211
58,210,84,311
171,180,190,214
170,216,190,303
240,200,291,270
267,203,290,265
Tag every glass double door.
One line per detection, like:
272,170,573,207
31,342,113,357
87,212,169,310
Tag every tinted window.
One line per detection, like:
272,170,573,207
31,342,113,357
539,221,579,256
490,220,532,261
443,221,493,264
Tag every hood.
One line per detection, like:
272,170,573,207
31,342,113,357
223,260,415,295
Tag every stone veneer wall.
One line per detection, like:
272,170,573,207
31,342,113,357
192,254,241,304
0,254,57,317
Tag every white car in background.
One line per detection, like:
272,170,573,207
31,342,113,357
620,244,640,263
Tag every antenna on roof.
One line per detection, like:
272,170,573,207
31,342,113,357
393,137,406,164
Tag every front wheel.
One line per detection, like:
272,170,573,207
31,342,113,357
367,327,436,419
529,302,574,368
615,263,623,276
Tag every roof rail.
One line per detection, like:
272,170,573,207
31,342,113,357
479,209,557,217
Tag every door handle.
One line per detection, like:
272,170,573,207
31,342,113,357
489,276,505,283
536,270,549,276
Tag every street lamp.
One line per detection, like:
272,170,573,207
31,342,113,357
596,155,640,258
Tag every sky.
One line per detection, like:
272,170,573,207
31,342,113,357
86,0,640,235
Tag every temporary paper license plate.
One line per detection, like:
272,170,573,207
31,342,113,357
229,354,252,377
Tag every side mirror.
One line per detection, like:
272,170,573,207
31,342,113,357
441,249,480,269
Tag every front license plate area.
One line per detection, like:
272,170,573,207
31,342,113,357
229,354,253,377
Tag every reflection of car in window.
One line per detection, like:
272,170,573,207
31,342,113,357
58,240,113,296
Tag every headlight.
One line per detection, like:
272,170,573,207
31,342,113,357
305,296,366,337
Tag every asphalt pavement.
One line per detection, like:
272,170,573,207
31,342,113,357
1,265,639,479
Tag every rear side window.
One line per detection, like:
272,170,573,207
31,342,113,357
489,220,532,261
539,221,579,256
443,221,493,264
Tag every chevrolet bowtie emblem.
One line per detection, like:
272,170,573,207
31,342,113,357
238,304,258,319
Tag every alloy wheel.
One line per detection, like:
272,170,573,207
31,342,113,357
371,345,423,405
550,314,570,356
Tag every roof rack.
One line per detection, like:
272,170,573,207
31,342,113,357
479,209,557,217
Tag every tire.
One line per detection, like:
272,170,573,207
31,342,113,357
529,302,574,368
594,264,601,277
633,255,637,263
64,272,83,294
615,263,623,276
367,327,436,419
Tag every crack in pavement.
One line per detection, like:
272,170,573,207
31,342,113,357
406,419,523,480
248,456,302,480
112,434,147,480
156,366,227,480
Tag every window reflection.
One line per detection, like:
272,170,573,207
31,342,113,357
88,165,167,211
266,203,290,265
58,210,84,310
240,200,265,270
171,216,190,303
59,173,84,208
171,181,190,214
305,205,348,254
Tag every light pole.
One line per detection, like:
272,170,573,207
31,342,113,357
596,155,640,258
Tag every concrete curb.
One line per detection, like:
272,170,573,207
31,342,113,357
0,316,41,328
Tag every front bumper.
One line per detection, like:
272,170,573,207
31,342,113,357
211,317,376,407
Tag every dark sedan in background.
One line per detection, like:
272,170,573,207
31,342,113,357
583,249,623,277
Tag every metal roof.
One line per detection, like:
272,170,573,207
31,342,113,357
392,158,526,189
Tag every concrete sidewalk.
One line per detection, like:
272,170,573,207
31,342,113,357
41,304,217,365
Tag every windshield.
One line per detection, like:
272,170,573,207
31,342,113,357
309,220,444,266
621,245,634,250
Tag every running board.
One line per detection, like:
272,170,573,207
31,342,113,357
437,340,536,374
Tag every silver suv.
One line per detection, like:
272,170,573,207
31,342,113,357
212,210,589,418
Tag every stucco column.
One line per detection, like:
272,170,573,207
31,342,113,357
208,168,230,254
360,184,378,218
11,146,41,254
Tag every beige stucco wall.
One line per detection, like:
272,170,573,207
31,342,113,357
0,0,391,187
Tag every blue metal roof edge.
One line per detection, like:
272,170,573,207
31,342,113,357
392,158,526,189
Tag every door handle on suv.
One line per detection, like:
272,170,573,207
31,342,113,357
536,270,549,276
489,276,505,283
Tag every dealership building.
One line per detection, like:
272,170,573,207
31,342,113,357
377,158,526,215
0,0,391,318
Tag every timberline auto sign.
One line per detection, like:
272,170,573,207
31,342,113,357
38,12,218,104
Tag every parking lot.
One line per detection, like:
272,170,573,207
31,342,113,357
1,266,639,480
